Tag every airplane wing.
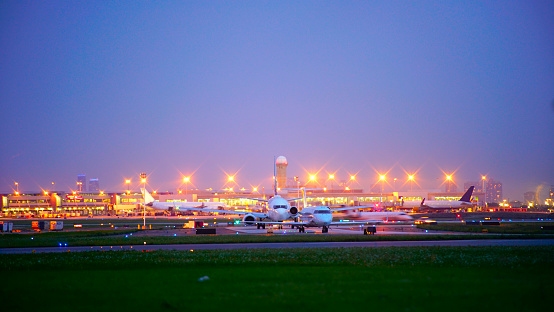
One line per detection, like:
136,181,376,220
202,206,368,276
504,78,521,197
240,197,269,202
175,206,267,218
238,220,377,226
330,220,379,226
238,220,304,226
286,197,306,202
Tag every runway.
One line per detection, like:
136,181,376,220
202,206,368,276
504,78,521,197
1,239,553,254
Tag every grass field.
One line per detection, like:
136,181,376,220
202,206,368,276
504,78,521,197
1,246,553,312
2,229,554,248
417,222,554,234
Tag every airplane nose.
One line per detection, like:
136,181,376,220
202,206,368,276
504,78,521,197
278,209,289,220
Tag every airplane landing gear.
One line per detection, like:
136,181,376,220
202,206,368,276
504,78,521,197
322,226,328,233
298,226,305,233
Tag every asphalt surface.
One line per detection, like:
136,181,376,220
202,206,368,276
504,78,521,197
1,239,553,254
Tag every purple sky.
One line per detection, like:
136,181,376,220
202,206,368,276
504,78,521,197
1,1,553,201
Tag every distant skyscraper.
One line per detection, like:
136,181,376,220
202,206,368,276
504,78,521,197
275,156,288,190
89,178,100,192
77,174,86,192
486,178,502,203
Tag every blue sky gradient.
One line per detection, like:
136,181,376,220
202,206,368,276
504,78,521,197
1,1,553,200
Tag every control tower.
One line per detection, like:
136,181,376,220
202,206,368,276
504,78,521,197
275,156,288,189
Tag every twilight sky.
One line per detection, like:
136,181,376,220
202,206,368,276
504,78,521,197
1,1,553,201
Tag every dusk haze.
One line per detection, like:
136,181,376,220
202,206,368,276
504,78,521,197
1,1,553,201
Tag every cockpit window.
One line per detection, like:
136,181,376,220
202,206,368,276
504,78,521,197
314,210,331,214
273,205,287,209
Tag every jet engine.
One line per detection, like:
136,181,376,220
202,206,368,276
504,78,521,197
289,206,298,216
243,214,256,225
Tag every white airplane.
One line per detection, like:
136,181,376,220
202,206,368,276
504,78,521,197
261,187,389,233
418,186,475,211
140,189,227,212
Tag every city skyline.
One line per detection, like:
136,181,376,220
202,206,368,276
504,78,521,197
1,1,553,201
1,162,548,202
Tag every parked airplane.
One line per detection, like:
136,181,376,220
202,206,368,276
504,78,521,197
140,188,227,212
418,186,475,211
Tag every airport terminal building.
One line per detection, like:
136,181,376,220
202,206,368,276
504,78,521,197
0,188,492,218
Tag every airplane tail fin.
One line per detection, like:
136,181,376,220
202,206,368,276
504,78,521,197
420,198,425,206
460,186,474,202
141,188,155,204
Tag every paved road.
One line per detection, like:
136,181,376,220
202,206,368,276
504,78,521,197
1,239,553,254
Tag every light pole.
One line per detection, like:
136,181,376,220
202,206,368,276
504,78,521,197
15,182,19,195
408,175,414,191
379,175,386,208
183,177,190,195
125,179,131,193
482,176,487,208
72,191,77,209
445,175,452,192
309,175,316,188
140,172,146,228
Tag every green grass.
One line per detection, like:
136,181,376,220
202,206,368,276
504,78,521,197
417,222,554,234
5,216,238,227
1,246,553,312
3,229,554,248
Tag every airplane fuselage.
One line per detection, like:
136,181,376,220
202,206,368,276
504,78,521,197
149,201,227,211
267,195,295,221
421,200,473,209
298,206,333,227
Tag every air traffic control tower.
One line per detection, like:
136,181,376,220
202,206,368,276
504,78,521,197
276,156,288,189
